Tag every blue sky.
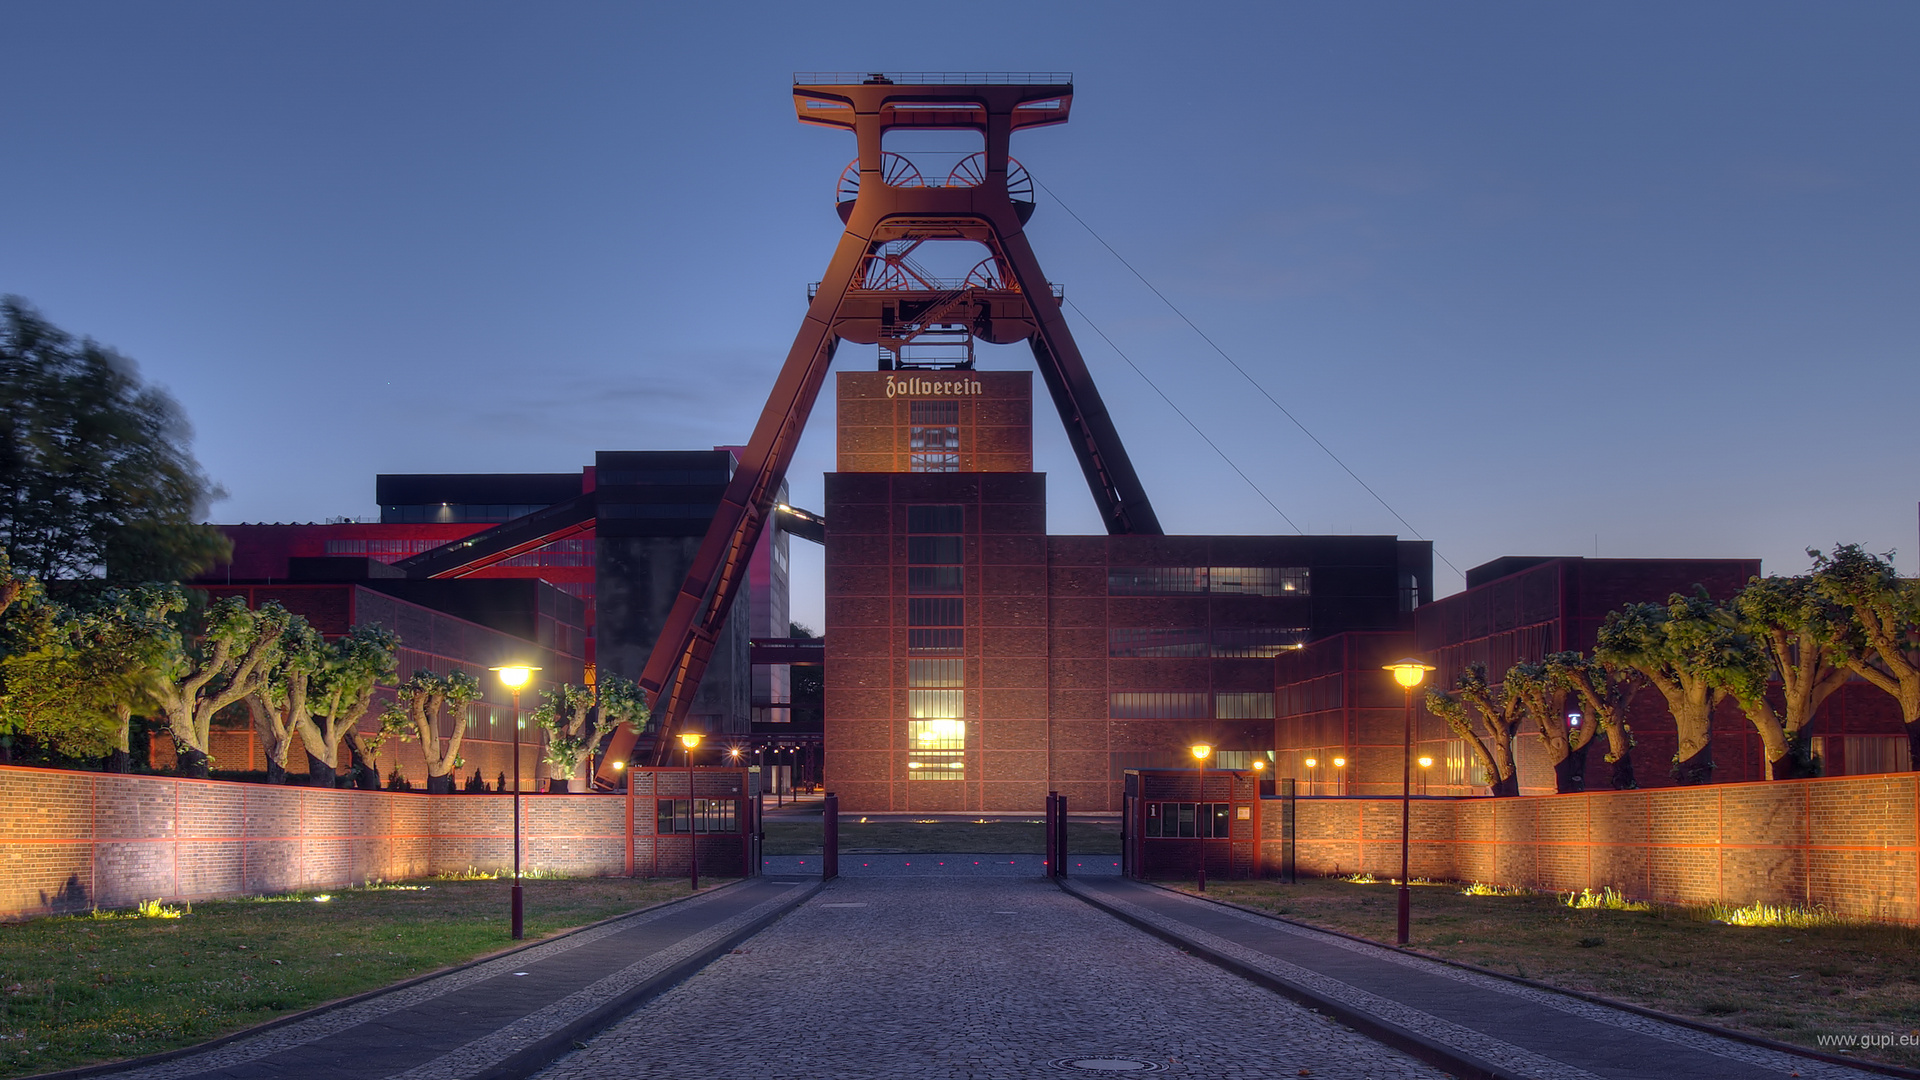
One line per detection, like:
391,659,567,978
4,1,1915,628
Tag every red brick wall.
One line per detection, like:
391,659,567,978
0,766,750,920
1262,772,1920,922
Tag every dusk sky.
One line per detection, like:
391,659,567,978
4,2,1915,630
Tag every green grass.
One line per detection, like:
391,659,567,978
763,818,1121,855
0,876,721,1077
1177,877,1920,1068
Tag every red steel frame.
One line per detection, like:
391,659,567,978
596,74,1162,780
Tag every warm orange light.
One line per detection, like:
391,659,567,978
679,731,703,750
728,747,742,759
611,760,626,770
1383,657,1436,689
1304,757,1318,769
1189,743,1212,762
1418,756,1434,769
1252,760,1266,771
1333,757,1347,768
492,665,538,689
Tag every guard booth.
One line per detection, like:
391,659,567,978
625,767,760,879
1122,768,1262,880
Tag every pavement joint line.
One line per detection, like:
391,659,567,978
1060,878,1561,1080
20,877,793,1080
1146,882,1920,1080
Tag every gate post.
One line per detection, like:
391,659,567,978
822,791,838,881
1045,791,1058,877
1280,777,1297,884
1056,793,1068,878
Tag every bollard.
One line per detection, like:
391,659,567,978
822,792,839,881
1045,791,1058,878
1280,777,1297,884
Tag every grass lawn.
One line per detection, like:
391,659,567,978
763,817,1120,855
0,875,723,1078
1169,876,1920,1068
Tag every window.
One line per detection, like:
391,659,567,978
908,658,964,687
656,798,737,833
1144,803,1232,838
907,505,963,533
1108,627,1308,658
1215,692,1276,720
1209,627,1307,658
1107,566,1310,596
907,689,964,718
1108,628,1208,658
908,401,961,472
908,536,965,564
906,503,966,774
907,719,965,780
908,597,964,627
1109,692,1209,719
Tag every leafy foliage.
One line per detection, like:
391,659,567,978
1426,662,1522,796
1810,545,1920,767
379,670,480,793
150,597,293,777
1596,592,1745,784
1731,574,1851,777
0,297,229,584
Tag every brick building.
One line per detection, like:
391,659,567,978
1273,554,1912,797
823,370,1427,813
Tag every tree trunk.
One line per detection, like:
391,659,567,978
348,742,379,789
426,772,454,794
568,774,592,793
177,748,210,779
102,749,132,774
1671,743,1715,785
1609,752,1637,790
1554,741,1590,793
1488,771,1520,797
547,778,569,793
265,757,288,785
305,751,336,788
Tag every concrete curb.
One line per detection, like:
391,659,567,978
466,878,824,1080
1149,882,1920,1080
21,877,774,1080
1060,878,1528,1080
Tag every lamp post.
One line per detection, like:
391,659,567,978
680,730,703,891
1383,657,1436,946
1304,756,1317,796
1332,756,1347,796
491,665,539,940
1189,743,1212,892
1417,755,1434,796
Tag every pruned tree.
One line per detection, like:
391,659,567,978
151,597,291,777
1504,660,1595,793
1545,651,1639,790
296,625,398,788
1596,591,1744,785
1811,544,1920,770
0,297,230,585
379,670,479,794
534,673,651,792
247,619,324,785
1732,574,1852,779
1425,662,1522,796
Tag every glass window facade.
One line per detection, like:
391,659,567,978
907,505,967,779
1107,566,1310,596
1144,802,1232,838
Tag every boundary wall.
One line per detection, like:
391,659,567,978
1264,772,1919,922
0,765,743,921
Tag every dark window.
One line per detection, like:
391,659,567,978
908,566,964,594
909,628,964,653
909,597,965,627
1144,803,1232,839
656,798,737,833
909,401,960,424
907,505,964,533
908,536,965,564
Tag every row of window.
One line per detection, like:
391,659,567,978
909,504,965,777
1109,692,1276,720
909,402,962,473
598,469,731,486
655,798,738,834
382,503,552,524
497,537,594,568
1144,802,1235,838
1108,566,1309,597
325,538,448,557
1108,627,1307,658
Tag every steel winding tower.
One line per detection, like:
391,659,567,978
597,72,1161,781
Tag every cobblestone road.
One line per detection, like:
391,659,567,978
534,873,1446,1080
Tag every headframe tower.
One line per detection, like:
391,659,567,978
597,72,1161,779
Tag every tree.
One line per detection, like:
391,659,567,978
0,298,229,585
533,673,652,792
296,626,398,788
1595,592,1743,785
379,670,479,794
1426,662,1522,796
0,579,177,767
247,619,324,785
152,597,291,777
1503,660,1595,793
1730,575,1851,779
1545,651,1639,790
1811,544,1920,770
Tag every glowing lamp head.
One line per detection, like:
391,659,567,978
1189,743,1213,762
611,760,626,771
1383,657,1436,689
728,747,742,759
1304,757,1318,769
679,731,703,751
1252,760,1266,771
493,665,536,689
1418,756,1434,769
1333,757,1346,768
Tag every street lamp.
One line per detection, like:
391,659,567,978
491,664,540,940
1304,756,1318,796
1189,743,1212,892
1383,656,1436,946
1332,756,1347,796
680,730,703,891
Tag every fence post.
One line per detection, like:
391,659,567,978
1056,793,1069,878
1280,777,1297,884
1045,791,1058,877
822,792,838,881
